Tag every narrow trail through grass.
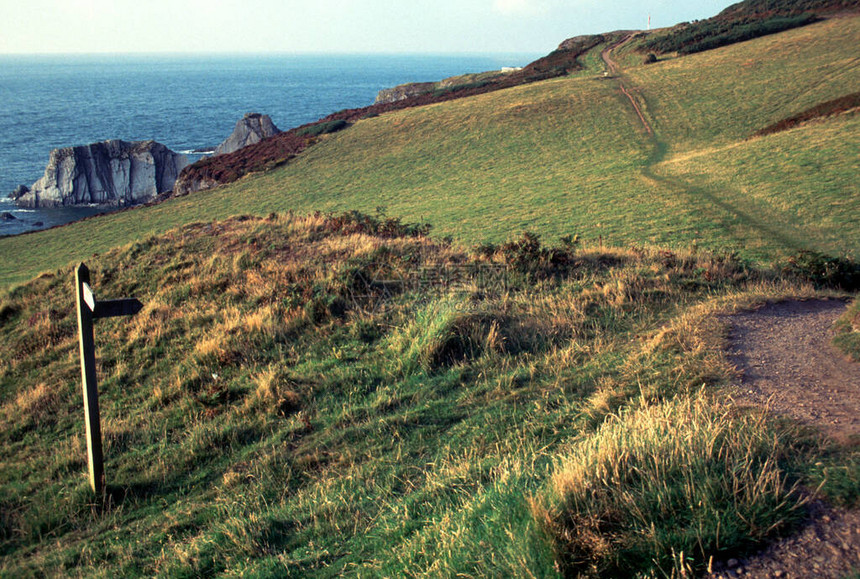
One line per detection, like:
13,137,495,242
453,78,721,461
2,21,859,576
728,299,860,442
597,33,860,575
602,36,654,135
602,37,813,260
1,18,856,287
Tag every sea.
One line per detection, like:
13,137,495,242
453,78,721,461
0,52,537,237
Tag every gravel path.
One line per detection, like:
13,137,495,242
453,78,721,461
706,299,860,579
728,299,860,443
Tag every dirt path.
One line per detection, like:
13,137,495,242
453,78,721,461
601,36,653,135
706,299,860,579
599,37,860,576
728,299,860,443
601,36,810,256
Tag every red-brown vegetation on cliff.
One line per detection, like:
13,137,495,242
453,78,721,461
753,91,860,137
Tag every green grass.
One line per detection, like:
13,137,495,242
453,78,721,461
630,17,860,261
1,12,860,576
1,213,853,576
2,17,858,288
537,393,805,577
0,76,669,286
628,17,860,152
652,113,860,259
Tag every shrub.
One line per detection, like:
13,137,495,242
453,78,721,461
431,79,496,99
474,242,498,259
779,250,860,291
294,119,349,138
754,91,860,137
500,231,576,280
642,14,818,55
319,210,431,239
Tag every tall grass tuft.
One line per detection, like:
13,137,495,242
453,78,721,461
536,392,805,577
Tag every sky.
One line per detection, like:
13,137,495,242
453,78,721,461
0,0,737,55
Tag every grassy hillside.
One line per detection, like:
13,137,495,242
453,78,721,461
629,16,860,152
657,113,860,257
1,212,855,576
0,16,858,288
1,9,859,577
631,17,860,258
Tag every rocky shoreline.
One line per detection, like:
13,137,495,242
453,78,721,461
7,113,281,210
6,45,570,214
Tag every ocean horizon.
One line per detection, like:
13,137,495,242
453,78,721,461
0,52,539,236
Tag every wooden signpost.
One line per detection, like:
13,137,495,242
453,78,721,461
75,263,142,495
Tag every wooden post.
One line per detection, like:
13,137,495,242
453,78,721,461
74,263,142,495
75,263,104,495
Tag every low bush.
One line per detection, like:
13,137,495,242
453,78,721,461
318,209,432,239
779,250,860,291
642,14,818,55
294,119,350,138
499,231,577,280
754,91,860,137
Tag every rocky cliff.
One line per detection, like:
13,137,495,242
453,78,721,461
12,140,188,208
374,69,524,105
215,113,281,156
375,82,437,105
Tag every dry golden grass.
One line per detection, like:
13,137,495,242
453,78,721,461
246,365,302,417
3,381,57,426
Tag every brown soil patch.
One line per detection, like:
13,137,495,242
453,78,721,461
706,299,860,579
706,502,860,579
